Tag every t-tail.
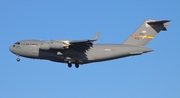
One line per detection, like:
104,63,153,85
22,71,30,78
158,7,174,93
123,20,170,46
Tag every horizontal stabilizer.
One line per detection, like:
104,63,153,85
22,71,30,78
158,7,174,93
147,20,170,31
147,20,170,25
129,52,143,55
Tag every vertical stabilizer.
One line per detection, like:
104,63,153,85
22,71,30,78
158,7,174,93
123,20,170,46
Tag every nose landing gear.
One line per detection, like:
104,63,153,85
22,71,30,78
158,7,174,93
16,55,20,62
16,58,20,62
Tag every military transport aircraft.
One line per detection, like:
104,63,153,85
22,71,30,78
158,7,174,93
9,19,170,68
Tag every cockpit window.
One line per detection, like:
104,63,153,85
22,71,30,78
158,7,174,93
15,42,20,45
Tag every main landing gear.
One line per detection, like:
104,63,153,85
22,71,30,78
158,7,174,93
75,61,79,68
67,60,79,68
68,61,72,68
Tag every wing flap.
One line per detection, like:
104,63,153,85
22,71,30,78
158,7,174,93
67,32,99,52
70,43,92,53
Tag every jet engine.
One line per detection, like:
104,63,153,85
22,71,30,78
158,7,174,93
50,41,66,49
39,41,69,50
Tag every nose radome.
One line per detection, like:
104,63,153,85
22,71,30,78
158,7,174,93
9,46,13,52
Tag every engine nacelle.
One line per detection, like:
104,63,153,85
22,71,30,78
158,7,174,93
50,41,66,49
39,42,50,50
39,41,68,50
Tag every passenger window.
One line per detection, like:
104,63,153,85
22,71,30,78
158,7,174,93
26,43,29,45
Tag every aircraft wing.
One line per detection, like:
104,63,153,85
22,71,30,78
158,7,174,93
65,32,100,52
69,39,96,44
69,32,100,44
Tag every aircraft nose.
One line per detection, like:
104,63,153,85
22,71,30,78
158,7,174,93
9,45,14,53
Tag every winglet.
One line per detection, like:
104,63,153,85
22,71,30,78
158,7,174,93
93,31,100,40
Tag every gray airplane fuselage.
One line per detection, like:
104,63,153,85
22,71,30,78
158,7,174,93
9,19,170,68
9,40,152,64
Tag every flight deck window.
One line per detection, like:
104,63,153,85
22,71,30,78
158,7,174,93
15,42,20,45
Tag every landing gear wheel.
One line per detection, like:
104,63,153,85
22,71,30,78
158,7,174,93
16,58,20,62
75,61,79,68
68,61,72,68
68,63,72,68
